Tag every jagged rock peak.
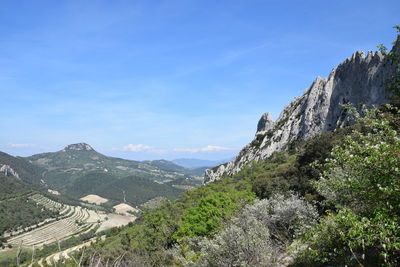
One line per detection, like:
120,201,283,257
204,41,398,184
63,143,94,151
0,164,20,179
256,112,275,135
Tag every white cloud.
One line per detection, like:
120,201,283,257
120,144,152,152
7,143,37,148
172,145,235,153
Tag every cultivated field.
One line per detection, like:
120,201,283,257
39,236,106,266
7,194,101,248
1,193,136,266
113,203,139,215
80,194,109,205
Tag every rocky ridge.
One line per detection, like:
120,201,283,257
0,164,20,179
62,143,94,151
205,44,398,183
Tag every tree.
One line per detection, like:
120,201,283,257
314,107,400,216
298,107,400,266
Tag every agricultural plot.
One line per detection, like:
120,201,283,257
1,194,135,266
6,195,101,248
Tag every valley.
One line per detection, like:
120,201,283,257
0,193,135,266
0,144,210,266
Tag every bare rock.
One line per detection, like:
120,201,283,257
0,164,20,179
205,42,397,183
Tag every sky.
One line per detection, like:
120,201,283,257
0,0,399,161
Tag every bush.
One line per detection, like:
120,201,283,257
314,107,400,216
173,190,255,240
198,194,318,266
297,107,400,266
297,209,400,266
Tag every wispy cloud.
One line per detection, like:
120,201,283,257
6,143,37,148
172,145,235,153
115,144,236,154
120,144,152,152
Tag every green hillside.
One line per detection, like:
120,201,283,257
0,173,32,200
63,171,184,206
24,143,200,205
0,152,45,186
143,159,206,181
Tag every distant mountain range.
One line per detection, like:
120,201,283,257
172,158,233,169
0,143,204,206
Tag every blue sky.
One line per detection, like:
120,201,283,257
0,0,399,160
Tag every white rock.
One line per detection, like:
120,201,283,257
205,43,397,183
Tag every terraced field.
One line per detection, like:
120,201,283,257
1,194,135,266
7,194,101,248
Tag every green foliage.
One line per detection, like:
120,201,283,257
174,190,254,240
0,197,58,234
298,210,400,266
386,26,400,104
377,44,388,54
297,107,400,266
81,175,255,266
234,133,349,204
196,194,318,266
315,107,400,215
0,152,45,186
24,148,196,206
0,173,32,200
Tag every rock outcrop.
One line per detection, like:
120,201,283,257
205,43,398,183
63,143,94,151
256,112,275,134
0,164,20,179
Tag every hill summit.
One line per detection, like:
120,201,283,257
62,143,94,151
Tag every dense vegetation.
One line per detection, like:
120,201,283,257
0,196,58,237
0,227,104,267
0,152,45,186
0,173,32,200
67,173,185,206
24,147,200,205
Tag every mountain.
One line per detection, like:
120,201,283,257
172,158,232,169
0,173,32,200
0,151,46,186
205,43,398,183
25,143,200,205
143,159,190,173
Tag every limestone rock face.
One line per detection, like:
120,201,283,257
205,45,397,183
63,143,94,151
0,164,20,179
257,112,275,134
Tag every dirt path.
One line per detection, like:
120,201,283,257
38,236,106,266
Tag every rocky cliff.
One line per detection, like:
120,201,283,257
62,143,94,151
205,43,398,183
0,164,20,179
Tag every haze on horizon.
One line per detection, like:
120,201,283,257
0,0,399,161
